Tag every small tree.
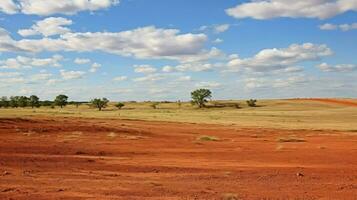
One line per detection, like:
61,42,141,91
91,98,109,111
54,94,68,108
29,95,40,108
246,99,257,107
191,89,212,108
151,102,159,109
115,102,125,109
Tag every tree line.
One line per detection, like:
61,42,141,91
0,89,257,110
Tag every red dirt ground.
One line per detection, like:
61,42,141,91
294,98,357,107
0,117,357,200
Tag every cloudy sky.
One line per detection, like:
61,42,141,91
0,0,356,101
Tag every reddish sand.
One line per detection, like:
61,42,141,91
295,98,357,107
0,117,357,200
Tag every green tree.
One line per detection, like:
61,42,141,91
54,94,68,108
0,96,9,108
115,102,125,109
246,99,257,107
18,96,29,107
191,89,212,108
9,96,20,108
91,98,109,111
29,95,40,108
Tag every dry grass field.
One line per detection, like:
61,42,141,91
1,98,357,199
1,99,356,130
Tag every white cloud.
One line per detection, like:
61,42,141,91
31,73,53,81
199,24,231,34
1,26,208,61
0,0,18,14
0,54,63,69
133,73,165,82
177,76,192,82
89,62,101,73
214,24,230,33
134,65,157,73
113,76,127,81
74,58,91,64
319,23,338,30
226,0,357,20
319,22,357,31
0,0,119,15
60,69,85,80
0,72,22,77
317,63,357,72
18,17,72,37
195,81,222,89
227,43,332,72
213,38,223,44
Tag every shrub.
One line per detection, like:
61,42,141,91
115,102,125,109
246,99,257,107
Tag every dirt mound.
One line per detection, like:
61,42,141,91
0,117,356,199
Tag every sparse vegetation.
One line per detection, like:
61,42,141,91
151,102,159,109
198,135,219,141
191,88,212,108
247,99,257,107
90,98,109,111
115,102,125,109
278,136,306,143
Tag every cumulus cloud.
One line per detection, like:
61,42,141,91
134,65,157,73
319,22,357,31
60,70,86,80
74,58,91,64
0,54,63,69
199,24,231,34
0,0,18,14
89,62,101,73
195,81,222,89
227,43,332,72
113,76,127,82
317,63,357,72
0,26,208,61
31,73,53,81
18,17,72,37
133,73,165,82
226,0,357,20
0,0,119,15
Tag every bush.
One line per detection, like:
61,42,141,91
246,99,257,107
191,89,212,108
115,102,125,109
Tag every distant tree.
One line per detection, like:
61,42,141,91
29,95,40,108
18,96,29,108
41,100,53,107
151,102,159,109
115,102,125,109
90,98,109,111
246,99,257,107
9,96,20,108
74,102,81,108
191,89,212,108
54,94,68,108
177,100,182,108
0,96,9,108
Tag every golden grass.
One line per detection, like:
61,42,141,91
0,99,356,131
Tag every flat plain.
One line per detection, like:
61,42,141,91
0,99,357,199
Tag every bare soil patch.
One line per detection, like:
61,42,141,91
0,117,356,199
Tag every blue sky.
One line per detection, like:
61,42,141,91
0,0,356,101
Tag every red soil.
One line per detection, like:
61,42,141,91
295,98,357,107
0,117,357,199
